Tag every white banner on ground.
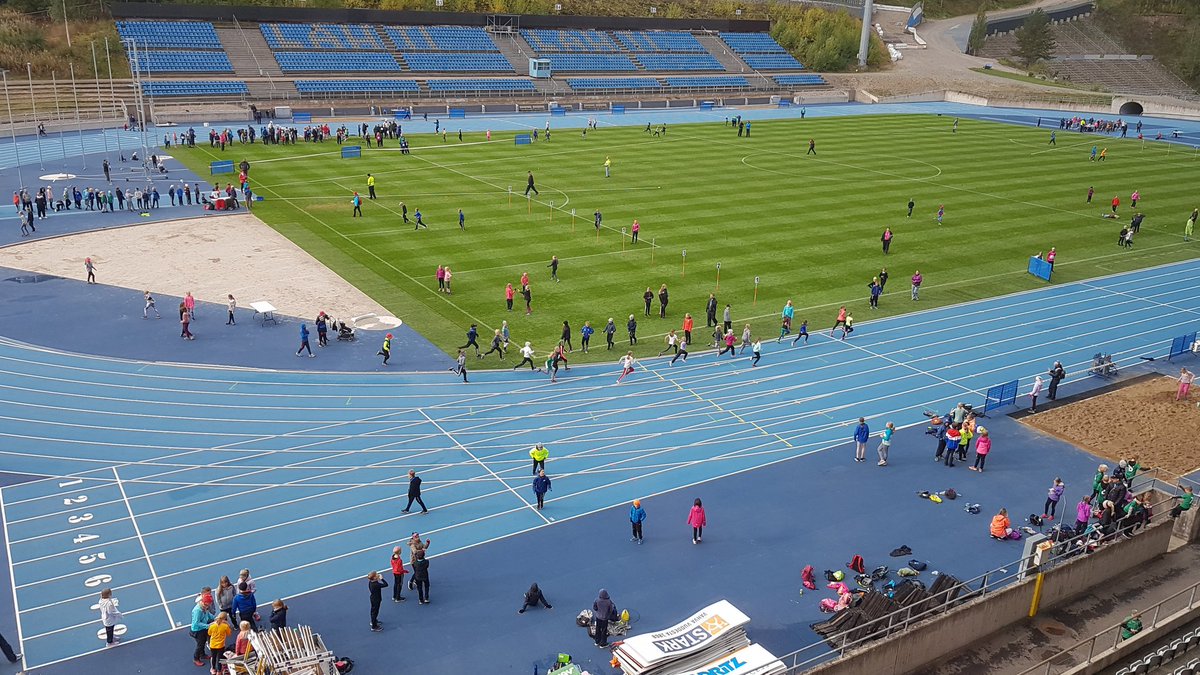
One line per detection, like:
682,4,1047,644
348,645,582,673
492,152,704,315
669,643,786,675
614,600,752,675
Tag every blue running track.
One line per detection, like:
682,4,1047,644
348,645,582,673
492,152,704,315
0,258,1198,669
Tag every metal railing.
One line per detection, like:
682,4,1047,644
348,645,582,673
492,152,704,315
1018,578,1200,675
775,483,1184,674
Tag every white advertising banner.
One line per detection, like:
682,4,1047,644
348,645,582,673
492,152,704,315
667,643,786,675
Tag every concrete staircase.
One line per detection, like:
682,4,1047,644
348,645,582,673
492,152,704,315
215,23,283,79
489,29,535,76
695,33,753,75
214,23,295,101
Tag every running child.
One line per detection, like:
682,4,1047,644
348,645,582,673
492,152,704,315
791,320,809,346
616,352,636,383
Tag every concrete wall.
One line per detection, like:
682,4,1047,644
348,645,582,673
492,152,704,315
804,518,1174,675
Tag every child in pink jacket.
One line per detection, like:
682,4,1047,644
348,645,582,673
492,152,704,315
687,498,707,544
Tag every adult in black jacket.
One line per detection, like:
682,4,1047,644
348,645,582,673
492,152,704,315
592,589,616,647
518,583,552,614
705,294,718,327
412,550,431,604
402,470,428,513
1047,362,1066,400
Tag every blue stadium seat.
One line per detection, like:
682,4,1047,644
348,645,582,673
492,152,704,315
774,74,827,86
294,80,420,93
545,54,637,72
521,28,620,53
742,53,805,70
613,31,705,52
665,76,750,88
274,52,401,72
566,77,660,91
401,52,512,72
260,24,385,50
115,21,222,49
427,79,536,93
719,32,788,54
385,26,498,51
140,81,248,97
635,53,722,71
130,52,233,73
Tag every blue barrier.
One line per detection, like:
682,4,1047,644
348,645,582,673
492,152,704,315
341,146,362,159
449,108,466,119
611,105,625,115
551,107,567,116
514,134,532,145
394,109,411,120
1028,256,1053,282
699,101,714,110
209,160,234,175
778,100,792,107
983,379,1019,413
293,112,312,123
1169,331,1197,360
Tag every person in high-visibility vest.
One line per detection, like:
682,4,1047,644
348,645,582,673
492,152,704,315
366,174,376,200
530,443,549,475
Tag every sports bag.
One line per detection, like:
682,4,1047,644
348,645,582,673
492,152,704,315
847,555,865,574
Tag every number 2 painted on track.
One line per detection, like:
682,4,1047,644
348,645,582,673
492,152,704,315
63,495,88,505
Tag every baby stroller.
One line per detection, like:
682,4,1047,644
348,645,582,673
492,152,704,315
335,320,356,342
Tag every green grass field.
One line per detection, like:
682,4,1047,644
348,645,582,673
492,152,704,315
175,114,1200,367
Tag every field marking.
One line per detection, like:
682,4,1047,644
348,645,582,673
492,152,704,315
403,150,660,247
0,488,29,672
112,466,175,628
418,409,550,524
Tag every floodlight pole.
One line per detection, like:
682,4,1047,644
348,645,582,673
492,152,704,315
2,71,23,187
858,0,875,68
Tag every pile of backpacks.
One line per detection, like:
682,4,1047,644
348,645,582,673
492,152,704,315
806,547,964,649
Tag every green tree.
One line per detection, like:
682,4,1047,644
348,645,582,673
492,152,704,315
1012,8,1056,67
966,5,987,56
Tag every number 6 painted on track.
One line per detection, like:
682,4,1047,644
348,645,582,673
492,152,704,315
84,574,112,588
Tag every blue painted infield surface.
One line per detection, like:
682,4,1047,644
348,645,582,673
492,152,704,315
0,258,1198,670
0,265,453,372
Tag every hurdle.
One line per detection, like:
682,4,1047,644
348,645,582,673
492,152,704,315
341,146,362,159
611,104,625,115
1027,256,1052,282
394,109,411,120
514,134,532,145
551,106,567,117
1169,330,1199,360
209,160,234,175
293,112,312,123
982,379,1019,414
449,108,466,119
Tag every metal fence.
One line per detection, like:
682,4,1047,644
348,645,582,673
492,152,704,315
1017,578,1200,675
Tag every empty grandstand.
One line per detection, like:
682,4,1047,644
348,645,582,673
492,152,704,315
109,8,827,107
978,17,1196,99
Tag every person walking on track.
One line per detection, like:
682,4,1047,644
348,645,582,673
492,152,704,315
402,469,428,514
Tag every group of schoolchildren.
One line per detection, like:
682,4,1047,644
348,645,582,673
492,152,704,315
929,403,992,470
990,458,1194,547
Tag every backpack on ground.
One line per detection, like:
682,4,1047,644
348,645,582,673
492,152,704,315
908,560,927,571
944,488,958,500
890,545,912,557
870,565,889,581
847,555,865,574
1029,514,1043,527
335,657,355,674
